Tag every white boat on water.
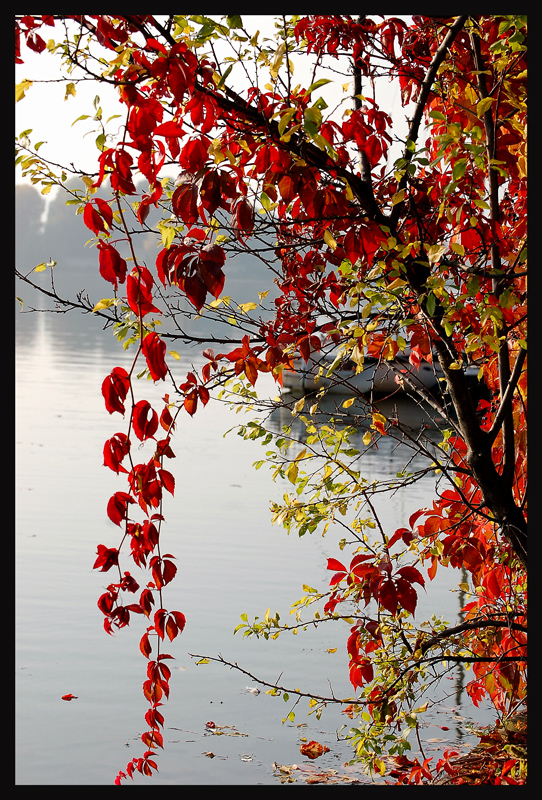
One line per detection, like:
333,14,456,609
282,351,441,396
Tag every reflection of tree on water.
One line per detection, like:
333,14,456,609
455,567,468,707
266,390,448,492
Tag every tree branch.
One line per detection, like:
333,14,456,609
389,15,469,230
487,346,527,446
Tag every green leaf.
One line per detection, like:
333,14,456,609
305,78,332,95
452,158,467,181
216,63,233,90
304,106,322,137
278,107,297,137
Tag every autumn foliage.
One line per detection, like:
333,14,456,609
16,14,526,785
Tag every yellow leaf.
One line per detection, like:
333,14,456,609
448,361,462,370
391,188,405,206
425,244,447,265
238,301,258,314
64,82,76,101
363,431,372,446
387,277,407,291
323,229,337,250
92,298,114,312
342,397,356,408
16,80,32,102
33,262,47,273
293,397,305,414
285,462,299,484
450,242,465,256
374,758,386,776
270,42,286,80
169,350,181,360
476,96,494,117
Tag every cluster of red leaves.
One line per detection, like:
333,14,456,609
326,553,425,621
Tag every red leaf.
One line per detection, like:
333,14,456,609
327,557,346,573
83,202,107,235
154,608,167,639
126,266,161,317
409,507,430,530
165,616,178,641
172,181,200,224
103,432,131,474
159,469,175,496
106,492,135,526
378,578,398,615
161,558,177,586
142,331,168,381
171,610,186,634
93,543,120,571
396,565,425,588
183,388,198,416
153,120,185,138
388,527,412,548
349,658,374,688
395,577,418,615
102,367,130,415
61,693,78,701
132,400,159,441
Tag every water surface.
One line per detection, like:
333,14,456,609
16,311,494,785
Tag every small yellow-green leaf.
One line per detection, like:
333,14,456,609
476,96,494,117
450,242,465,256
169,350,181,360
158,222,175,249
305,78,332,95
33,262,47,272
195,658,210,665
387,277,407,291
391,188,405,206
278,107,297,137
92,298,115,312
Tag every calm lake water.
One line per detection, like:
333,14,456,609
16,310,495,785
